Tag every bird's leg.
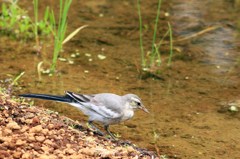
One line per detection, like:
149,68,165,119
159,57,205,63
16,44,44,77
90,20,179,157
104,125,117,141
88,121,104,136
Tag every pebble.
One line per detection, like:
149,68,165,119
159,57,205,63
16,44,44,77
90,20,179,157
44,139,53,145
3,128,12,136
41,145,50,153
48,124,54,129
42,129,48,135
65,148,75,155
16,139,26,146
13,151,22,159
6,121,21,130
35,136,45,142
30,125,43,133
21,152,32,159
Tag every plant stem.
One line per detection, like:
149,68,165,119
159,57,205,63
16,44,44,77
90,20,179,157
167,22,173,66
137,0,145,68
150,0,162,66
33,0,39,48
50,0,72,73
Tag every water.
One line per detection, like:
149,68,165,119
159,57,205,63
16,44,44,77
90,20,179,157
0,1,240,158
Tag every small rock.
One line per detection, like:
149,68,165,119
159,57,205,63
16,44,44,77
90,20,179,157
22,152,32,159
42,129,48,135
28,134,36,142
13,151,22,159
25,113,35,119
65,148,75,155
228,105,239,112
38,154,56,159
25,119,33,124
6,121,21,130
35,136,45,142
44,139,53,145
59,128,65,134
0,150,10,158
41,145,50,153
3,128,12,136
20,126,29,133
16,139,26,146
32,117,40,125
48,124,54,129
30,125,43,133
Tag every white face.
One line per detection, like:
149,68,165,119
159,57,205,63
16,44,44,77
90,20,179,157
130,97,142,109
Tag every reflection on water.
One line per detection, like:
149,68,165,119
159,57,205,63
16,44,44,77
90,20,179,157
172,0,240,73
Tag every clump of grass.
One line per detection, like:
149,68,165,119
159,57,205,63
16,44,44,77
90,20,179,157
49,0,72,73
0,0,53,40
47,0,87,73
137,0,173,74
0,1,33,39
1,0,87,74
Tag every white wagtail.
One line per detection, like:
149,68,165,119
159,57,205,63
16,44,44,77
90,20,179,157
20,91,149,140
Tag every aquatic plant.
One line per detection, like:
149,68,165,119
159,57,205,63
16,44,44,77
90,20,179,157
49,0,88,73
49,0,72,73
0,1,52,40
137,0,173,73
0,1,32,39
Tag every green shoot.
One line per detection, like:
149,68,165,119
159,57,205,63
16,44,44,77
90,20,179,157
150,0,162,66
137,0,173,73
10,72,25,86
33,0,39,47
50,0,72,73
167,22,173,66
137,0,145,67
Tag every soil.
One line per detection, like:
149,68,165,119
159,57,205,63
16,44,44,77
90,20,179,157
0,0,240,159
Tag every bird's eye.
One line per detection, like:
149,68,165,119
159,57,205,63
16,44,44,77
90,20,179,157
136,102,141,106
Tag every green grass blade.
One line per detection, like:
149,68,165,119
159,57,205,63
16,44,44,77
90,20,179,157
167,22,173,66
137,0,145,68
150,0,162,65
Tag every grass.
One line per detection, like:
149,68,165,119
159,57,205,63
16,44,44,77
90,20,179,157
33,0,39,49
0,1,53,40
1,0,87,74
49,0,72,73
137,0,173,73
47,0,87,73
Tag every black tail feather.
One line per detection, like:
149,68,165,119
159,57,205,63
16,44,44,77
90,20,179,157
19,94,72,103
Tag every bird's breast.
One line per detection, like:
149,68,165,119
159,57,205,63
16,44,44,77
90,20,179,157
121,109,134,121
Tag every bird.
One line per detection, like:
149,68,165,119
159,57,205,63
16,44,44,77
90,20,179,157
19,91,149,140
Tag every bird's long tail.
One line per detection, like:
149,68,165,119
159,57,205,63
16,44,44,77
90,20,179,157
19,93,72,103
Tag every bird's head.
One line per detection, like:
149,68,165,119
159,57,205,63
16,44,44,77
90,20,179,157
124,94,149,113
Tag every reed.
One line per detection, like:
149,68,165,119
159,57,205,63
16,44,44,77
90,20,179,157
50,0,72,73
137,0,173,73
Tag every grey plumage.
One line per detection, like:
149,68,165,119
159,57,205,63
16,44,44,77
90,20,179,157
19,91,149,140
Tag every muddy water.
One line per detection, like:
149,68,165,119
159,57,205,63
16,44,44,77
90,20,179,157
1,0,240,158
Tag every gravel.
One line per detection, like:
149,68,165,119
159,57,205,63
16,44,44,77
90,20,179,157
0,93,156,159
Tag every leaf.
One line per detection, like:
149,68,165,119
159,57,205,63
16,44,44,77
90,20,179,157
62,25,88,45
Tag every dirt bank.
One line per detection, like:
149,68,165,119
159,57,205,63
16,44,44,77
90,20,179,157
0,92,156,159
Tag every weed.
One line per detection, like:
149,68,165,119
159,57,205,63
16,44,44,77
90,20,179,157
0,1,52,40
137,0,173,73
49,0,72,73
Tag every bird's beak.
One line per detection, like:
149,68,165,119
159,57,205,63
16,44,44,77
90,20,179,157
140,105,150,113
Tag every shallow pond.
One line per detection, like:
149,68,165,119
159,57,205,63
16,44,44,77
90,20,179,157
0,0,240,158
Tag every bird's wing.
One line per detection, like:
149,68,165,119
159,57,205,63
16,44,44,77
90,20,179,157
65,91,94,103
88,94,123,119
66,92,122,119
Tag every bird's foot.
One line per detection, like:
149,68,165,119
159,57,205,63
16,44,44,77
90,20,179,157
87,121,104,136
117,140,134,146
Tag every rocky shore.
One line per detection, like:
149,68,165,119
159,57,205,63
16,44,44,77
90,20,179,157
0,93,156,159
